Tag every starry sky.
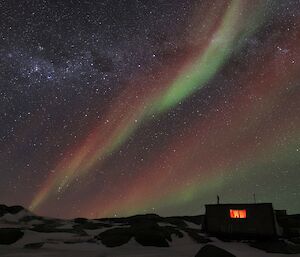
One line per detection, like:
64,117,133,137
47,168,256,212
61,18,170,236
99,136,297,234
0,0,299,219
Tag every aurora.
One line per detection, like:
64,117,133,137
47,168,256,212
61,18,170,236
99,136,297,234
29,1,266,213
1,0,299,219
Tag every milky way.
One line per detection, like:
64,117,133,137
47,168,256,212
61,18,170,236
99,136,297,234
1,0,299,218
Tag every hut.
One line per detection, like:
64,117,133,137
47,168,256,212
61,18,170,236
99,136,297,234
204,203,279,238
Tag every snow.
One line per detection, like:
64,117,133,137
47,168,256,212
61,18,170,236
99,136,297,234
1,211,300,257
84,225,130,236
1,235,300,257
184,221,202,230
0,210,31,224
211,238,300,257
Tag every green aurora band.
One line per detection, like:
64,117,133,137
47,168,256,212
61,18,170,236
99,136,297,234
106,0,266,154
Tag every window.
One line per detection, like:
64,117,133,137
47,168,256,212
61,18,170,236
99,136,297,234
230,209,247,218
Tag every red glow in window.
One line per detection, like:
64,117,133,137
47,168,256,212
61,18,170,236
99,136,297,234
230,209,247,218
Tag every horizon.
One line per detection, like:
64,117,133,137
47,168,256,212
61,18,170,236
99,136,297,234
1,199,299,220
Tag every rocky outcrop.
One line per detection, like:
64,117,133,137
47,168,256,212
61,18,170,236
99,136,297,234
95,220,184,247
0,228,24,245
195,244,236,257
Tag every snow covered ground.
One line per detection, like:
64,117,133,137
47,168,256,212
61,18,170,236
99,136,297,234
1,235,299,257
0,205,300,257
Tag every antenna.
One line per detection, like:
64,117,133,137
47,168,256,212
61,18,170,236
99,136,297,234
253,193,256,203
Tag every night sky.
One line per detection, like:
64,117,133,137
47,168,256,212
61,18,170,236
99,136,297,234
0,0,299,219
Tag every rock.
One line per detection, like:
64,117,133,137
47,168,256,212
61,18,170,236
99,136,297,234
73,221,110,230
8,205,24,214
183,228,211,243
164,217,187,227
0,205,29,218
132,221,181,247
31,222,87,236
0,204,9,217
31,221,63,232
195,244,236,257
24,242,44,249
250,239,300,254
182,215,204,226
73,217,88,224
277,214,300,237
95,221,184,247
0,228,24,245
134,229,169,247
73,217,111,230
96,228,132,247
20,215,44,222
